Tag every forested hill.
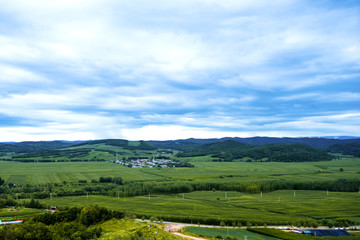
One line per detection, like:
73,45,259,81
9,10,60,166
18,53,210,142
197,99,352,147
149,137,360,150
1,137,359,160
174,140,252,157
177,140,334,162
147,139,208,151
0,141,78,153
328,143,360,157
232,137,360,149
73,139,157,150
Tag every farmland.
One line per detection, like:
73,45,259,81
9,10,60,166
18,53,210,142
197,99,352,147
184,227,278,240
37,190,360,225
1,138,360,238
0,157,359,185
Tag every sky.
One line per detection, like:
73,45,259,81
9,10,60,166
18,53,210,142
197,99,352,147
0,0,359,142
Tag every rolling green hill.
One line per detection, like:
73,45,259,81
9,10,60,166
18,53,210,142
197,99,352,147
0,139,160,162
74,139,157,150
1,137,359,163
177,140,333,162
0,141,77,153
149,137,360,150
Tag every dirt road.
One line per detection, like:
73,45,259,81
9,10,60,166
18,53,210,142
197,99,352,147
164,223,208,240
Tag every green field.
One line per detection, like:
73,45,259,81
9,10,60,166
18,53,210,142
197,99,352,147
0,207,44,221
185,227,278,240
1,157,359,185
1,157,360,225
36,190,360,225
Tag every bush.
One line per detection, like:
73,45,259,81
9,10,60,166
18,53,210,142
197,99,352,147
24,198,44,209
5,198,17,207
0,198,5,208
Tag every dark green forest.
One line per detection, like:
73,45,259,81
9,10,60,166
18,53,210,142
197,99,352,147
176,140,334,162
328,143,360,157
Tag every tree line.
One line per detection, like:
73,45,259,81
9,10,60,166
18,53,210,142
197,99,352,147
2,178,359,201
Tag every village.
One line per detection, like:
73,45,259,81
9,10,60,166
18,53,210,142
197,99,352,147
110,158,179,168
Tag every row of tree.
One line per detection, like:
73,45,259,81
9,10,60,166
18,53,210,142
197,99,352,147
1,178,359,200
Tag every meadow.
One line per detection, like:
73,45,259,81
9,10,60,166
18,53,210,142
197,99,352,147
37,190,360,225
0,207,43,221
1,157,360,226
1,157,359,185
99,219,183,240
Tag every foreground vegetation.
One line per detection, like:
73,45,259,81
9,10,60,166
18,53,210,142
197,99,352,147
0,206,182,240
99,219,182,240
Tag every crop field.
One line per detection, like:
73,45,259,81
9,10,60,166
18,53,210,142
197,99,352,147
38,190,360,224
1,157,359,185
1,156,359,226
185,227,278,240
0,161,162,185
0,207,43,221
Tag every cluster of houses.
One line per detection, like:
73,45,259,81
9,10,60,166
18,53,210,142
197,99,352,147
110,158,178,168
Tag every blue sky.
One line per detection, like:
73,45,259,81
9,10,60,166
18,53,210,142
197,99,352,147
0,0,359,141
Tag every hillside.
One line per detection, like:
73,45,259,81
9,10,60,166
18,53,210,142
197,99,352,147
0,139,160,162
177,140,333,162
149,137,360,150
1,137,359,162
0,141,78,153
147,139,204,151
74,139,157,150
328,143,360,157
176,139,251,157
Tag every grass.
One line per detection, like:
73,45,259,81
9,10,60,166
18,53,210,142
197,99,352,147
0,207,44,221
1,157,359,185
37,190,360,224
1,157,359,225
99,219,183,240
185,226,279,240
0,161,161,184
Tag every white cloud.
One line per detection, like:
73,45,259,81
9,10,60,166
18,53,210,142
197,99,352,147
0,126,97,142
264,112,360,136
276,92,360,102
0,0,359,140
0,64,47,84
120,125,252,141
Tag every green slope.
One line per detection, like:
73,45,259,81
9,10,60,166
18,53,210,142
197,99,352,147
177,141,333,162
1,139,159,162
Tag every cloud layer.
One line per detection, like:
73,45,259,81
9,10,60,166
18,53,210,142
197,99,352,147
0,0,359,141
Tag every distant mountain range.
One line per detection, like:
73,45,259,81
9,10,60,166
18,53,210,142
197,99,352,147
148,136,360,150
1,137,359,158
